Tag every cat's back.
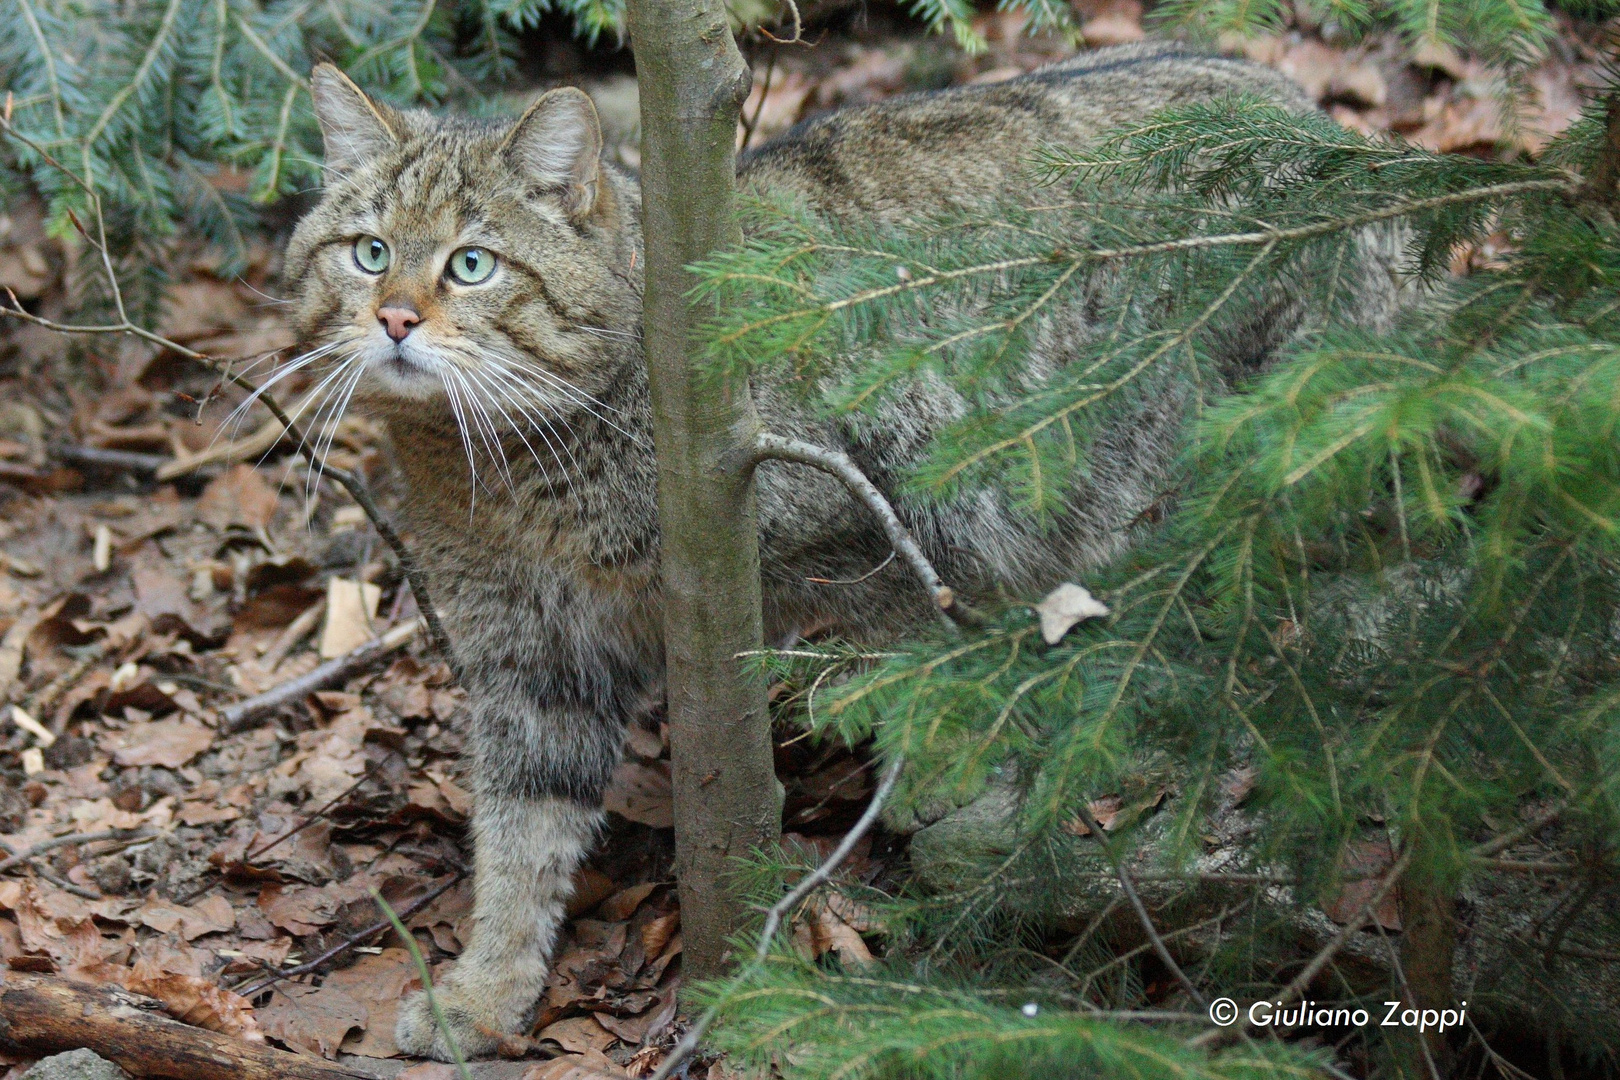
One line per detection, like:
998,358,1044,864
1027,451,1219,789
737,42,1310,218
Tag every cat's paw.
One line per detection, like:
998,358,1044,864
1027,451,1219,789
395,987,507,1062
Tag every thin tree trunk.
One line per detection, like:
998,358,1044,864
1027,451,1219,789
1397,876,1457,1079
626,0,781,980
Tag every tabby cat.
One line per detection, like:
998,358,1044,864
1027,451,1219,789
283,44,1399,1059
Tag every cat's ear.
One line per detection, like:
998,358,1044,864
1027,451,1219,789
501,88,604,222
310,64,401,174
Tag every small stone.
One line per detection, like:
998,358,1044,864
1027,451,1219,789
22,1049,131,1080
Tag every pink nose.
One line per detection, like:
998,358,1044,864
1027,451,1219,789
377,306,421,342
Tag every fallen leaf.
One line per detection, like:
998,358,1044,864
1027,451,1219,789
319,577,380,658
259,982,367,1059
523,1048,625,1079
127,961,265,1041
567,867,619,918
597,882,656,923
639,912,679,958
136,894,235,941
197,464,279,531
602,761,673,828
103,715,215,769
258,884,339,936
1322,839,1402,931
1062,794,1123,837
325,947,416,1058
537,1015,618,1055
1034,582,1110,645
797,899,873,968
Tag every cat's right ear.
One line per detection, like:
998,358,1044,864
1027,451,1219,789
501,88,605,223
310,64,401,175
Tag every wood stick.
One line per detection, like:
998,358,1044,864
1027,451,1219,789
750,431,983,627
0,829,154,875
220,618,421,733
0,971,373,1079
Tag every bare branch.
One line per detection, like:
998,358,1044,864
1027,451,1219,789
0,829,155,875
221,617,423,733
752,431,982,627
1070,799,1205,1008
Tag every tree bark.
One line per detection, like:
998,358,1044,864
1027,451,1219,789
1397,876,1457,1079
625,0,780,980
0,972,371,1080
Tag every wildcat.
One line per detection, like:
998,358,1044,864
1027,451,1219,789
283,43,1403,1059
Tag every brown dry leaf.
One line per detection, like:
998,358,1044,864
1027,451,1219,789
103,715,215,769
824,891,881,934
10,883,125,983
566,867,619,919
597,882,656,923
319,577,381,658
259,982,367,1059
1322,839,1402,931
127,960,265,1042
638,912,679,958
233,584,323,632
258,883,339,936
537,1015,619,1055
136,894,235,941
602,761,672,828
524,1048,625,1080
803,900,874,968
197,464,279,531
1061,794,1124,837
325,947,416,1058
179,801,242,826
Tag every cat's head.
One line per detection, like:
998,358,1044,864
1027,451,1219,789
282,65,641,434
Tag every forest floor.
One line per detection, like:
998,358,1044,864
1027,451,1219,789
0,3,1609,1078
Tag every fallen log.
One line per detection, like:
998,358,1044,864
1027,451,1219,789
0,971,372,1080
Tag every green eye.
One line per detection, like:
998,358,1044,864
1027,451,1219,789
354,236,390,274
447,246,496,285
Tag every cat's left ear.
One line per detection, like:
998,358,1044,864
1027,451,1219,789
502,88,604,222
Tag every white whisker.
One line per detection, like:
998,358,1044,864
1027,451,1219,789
307,357,368,504
439,369,482,516
452,366,516,496
478,362,580,503
498,356,643,444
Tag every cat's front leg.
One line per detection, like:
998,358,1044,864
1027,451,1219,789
396,680,622,1060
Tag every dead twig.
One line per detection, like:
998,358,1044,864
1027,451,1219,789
806,550,895,586
757,0,804,44
648,754,905,1080
1071,799,1205,1008
235,871,465,996
50,444,173,474
0,828,155,875
220,617,422,733
752,431,982,627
